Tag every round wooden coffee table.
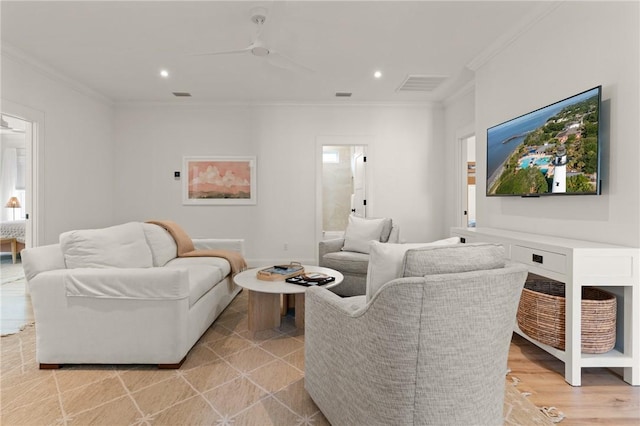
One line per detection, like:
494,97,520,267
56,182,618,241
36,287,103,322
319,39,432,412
233,265,343,334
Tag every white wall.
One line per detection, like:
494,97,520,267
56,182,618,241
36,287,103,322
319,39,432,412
114,103,445,264
474,1,640,247
1,52,115,244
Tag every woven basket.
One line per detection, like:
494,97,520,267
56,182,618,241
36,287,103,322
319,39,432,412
517,274,617,354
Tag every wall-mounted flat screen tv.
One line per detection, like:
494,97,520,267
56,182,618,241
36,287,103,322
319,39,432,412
486,86,601,197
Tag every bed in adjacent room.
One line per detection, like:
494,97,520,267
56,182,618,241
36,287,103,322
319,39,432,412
1,220,25,263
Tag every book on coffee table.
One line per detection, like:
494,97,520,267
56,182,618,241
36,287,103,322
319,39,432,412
256,263,305,281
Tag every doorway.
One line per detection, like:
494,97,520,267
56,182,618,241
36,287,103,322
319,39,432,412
1,115,27,221
460,134,476,228
316,135,371,248
321,145,367,240
0,102,42,250
1,114,29,263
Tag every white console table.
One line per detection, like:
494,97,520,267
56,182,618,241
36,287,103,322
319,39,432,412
451,227,639,386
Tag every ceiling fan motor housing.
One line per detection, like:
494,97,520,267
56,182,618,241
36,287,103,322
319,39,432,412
250,39,269,56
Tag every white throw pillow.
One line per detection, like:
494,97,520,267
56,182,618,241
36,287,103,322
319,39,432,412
60,222,154,269
365,237,460,302
342,216,386,254
142,223,178,266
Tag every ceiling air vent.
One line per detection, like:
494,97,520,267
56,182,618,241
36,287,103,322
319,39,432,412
172,92,192,97
335,92,352,98
397,75,448,92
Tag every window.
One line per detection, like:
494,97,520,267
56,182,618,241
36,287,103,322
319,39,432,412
322,150,339,164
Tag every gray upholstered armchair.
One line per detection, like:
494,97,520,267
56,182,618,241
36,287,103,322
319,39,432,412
318,216,399,297
305,244,528,426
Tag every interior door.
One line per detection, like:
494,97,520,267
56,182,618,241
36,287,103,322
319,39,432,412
352,147,366,217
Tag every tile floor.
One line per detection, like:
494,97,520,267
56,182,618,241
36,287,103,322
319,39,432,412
1,289,331,425
1,259,554,425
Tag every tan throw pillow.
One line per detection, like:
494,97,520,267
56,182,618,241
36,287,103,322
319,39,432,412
342,216,386,254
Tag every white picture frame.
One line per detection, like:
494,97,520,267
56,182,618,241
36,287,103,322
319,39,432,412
182,156,256,205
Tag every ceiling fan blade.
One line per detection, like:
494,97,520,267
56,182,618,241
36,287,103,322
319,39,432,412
189,46,251,57
268,49,314,73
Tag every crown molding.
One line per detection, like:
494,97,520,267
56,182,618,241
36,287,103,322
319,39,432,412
1,42,114,106
443,80,475,108
116,100,439,109
466,1,563,72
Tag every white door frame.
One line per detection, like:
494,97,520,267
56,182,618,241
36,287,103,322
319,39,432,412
455,125,475,228
2,99,44,247
315,135,372,263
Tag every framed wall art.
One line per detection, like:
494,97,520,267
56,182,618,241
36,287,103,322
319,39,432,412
183,156,256,205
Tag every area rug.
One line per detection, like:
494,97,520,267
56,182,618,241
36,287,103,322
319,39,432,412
1,299,560,425
0,261,32,337
505,373,564,425
0,259,25,285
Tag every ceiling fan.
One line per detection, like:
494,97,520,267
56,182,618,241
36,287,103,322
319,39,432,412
190,8,313,73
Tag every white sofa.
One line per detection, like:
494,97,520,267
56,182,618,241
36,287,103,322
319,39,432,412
21,222,244,368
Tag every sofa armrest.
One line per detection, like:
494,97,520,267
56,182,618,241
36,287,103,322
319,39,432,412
27,267,192,365
305,280,425,425
318,238,345,264
21,244,66,281
31,267,190,301
193,238,244,255
306,287,366,315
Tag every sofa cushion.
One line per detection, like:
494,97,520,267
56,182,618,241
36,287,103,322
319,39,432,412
365,237,460,302
142,223,178,266
165,260,224,307
342,216,386,254
165,256,231,277
402,243,505,277
321,251,370,275
60,222,153,269
165,257,230,306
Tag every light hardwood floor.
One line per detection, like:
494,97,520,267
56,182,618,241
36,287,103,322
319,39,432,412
2,257,638,424
508,334,640,425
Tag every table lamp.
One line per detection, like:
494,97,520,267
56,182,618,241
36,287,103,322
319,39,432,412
5,197,21,220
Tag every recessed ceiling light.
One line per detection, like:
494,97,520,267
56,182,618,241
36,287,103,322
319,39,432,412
373,70,382,79
160,69,169,78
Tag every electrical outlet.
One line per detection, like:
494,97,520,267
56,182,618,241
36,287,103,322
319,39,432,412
283,243,288,251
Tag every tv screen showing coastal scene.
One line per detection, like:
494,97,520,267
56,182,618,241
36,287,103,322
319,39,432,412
486,86,601,196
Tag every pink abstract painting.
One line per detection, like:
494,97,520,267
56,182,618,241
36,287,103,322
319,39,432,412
183,157,256,204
